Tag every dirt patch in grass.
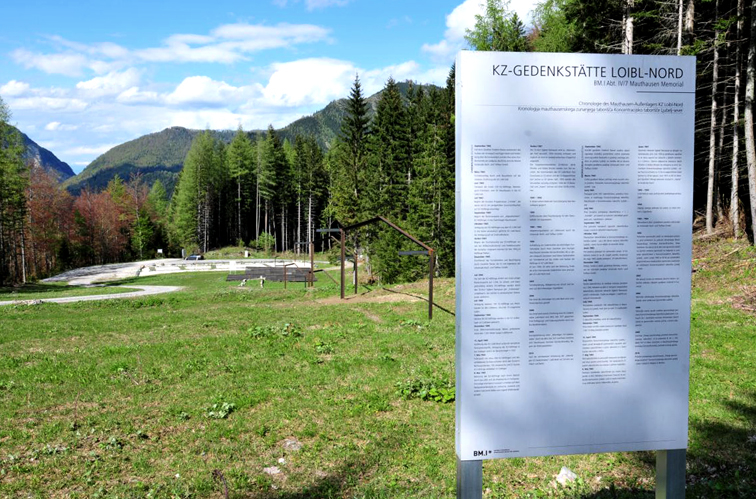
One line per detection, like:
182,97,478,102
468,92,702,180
314,290,421,306
732,286,756,314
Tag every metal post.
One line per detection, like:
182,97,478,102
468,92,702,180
310,242,315,288
429,249,434,320
284,265,287,289
340,229,345,300
354,251,358,295
656,449,686,498
456,458,482,499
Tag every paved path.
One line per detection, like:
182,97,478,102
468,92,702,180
9,256,322,306
0,285,183,306
42,259,185,285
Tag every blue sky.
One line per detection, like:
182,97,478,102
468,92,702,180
0,0,537,173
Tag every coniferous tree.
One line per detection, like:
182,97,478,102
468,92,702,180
532,0,577,51
0,96,28,284
369,77,410,219
330,75,370,227
466,0,531,51
171,131,219,252
226,126,254,244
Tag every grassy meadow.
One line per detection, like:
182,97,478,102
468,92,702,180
0,283,140,302
0,239,755,498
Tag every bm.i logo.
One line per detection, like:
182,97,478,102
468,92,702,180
473,450,491,457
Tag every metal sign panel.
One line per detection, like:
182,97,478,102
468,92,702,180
455,51,695,460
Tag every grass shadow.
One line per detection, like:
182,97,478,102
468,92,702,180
685,390,756,497
0,282,124,299
576,390,756,498
381,286,455,317
246,433,405,499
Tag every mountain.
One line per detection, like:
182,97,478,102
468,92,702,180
64,81,436,195
16,127,75,181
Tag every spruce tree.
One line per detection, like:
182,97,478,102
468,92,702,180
226,126,254,244
330,75,370,227
0,96,28,284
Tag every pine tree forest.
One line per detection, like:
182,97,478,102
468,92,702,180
2,0,756,285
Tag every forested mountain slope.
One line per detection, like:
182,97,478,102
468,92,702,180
64,81,432,195
16,127,75,181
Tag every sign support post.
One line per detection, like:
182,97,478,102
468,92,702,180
456,458,482,499
656,449,686,498
456,452,686,498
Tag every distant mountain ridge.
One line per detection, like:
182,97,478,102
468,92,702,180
64,81,435,195
16,127,75,181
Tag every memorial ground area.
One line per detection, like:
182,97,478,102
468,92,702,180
0,238,755,497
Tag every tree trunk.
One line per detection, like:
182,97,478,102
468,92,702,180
237,179,242,244
746,0,756,242
623,0,635,54
684,0,694,45
732,0,744,239
717,51,728,224
707,0,720,234
677,0,683,55
20,221,26,284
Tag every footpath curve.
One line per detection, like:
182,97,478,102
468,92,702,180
0,285,183,306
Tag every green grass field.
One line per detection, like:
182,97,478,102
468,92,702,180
1,240,755,498
0,283,140,302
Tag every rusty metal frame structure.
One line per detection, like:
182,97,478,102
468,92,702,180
343,216,435,320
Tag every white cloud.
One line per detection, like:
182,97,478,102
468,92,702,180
422,0,536,64
11,49,91,77
261,58,356,107
137,23,331,64
510,0,536,25
213,22,329,42
165,76,259,108
76,68,141,98
136,41,243,64
9,96,88,112
62,144,117,156
362,61,422,93
0,80,30,97
422,0,481,63
116,86,160,105
168,109,257,131
16,21,332,78
48,36,130,60
45,121,79,131
258,58,447,108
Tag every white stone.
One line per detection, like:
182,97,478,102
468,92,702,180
263,466,281,475
556,466,578,486
283,437,302,451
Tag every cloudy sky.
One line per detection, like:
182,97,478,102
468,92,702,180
0,0,536,173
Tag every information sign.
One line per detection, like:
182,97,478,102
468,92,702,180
455,51,695,460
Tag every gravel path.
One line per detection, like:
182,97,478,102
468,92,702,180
42,259,184,285
0,285,183,306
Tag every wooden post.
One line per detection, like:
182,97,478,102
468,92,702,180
310,241,315,288
429,249,434,320
340,229,345,300
354,251,358,295
284,265,288,289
